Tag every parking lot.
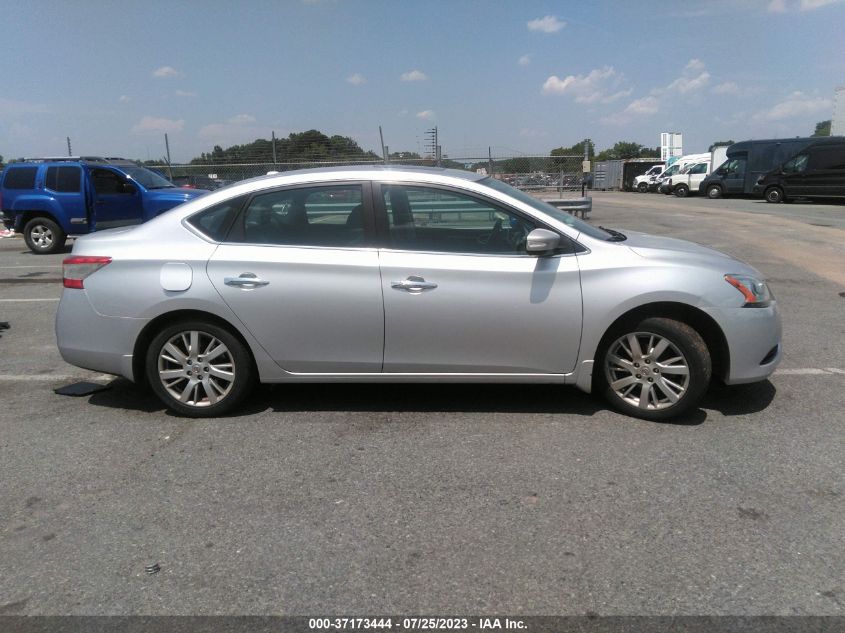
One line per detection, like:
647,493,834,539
0,192,843,616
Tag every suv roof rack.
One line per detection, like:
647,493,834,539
21,156,133,164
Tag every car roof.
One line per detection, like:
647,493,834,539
252,164,487,184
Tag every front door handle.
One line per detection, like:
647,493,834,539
224,272,270,288
390,275,438,293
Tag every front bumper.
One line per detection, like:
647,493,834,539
706,302,782,384
55,289,148,381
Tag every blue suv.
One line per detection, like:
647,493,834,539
0,157,207,253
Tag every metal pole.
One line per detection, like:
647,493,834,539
271,131,277,166
488,147,493,177
164,133,173,180
67,137,72,157
379,126,387,164
582,138,590,197
436,145,442,167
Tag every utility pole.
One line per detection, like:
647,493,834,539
164,133,173,179
436,145,442,167
67,137,72,157
488,147,494,177
379,125,388,164
424,127,438,161
271,130,277,166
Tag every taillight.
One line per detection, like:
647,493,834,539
62,256,112,289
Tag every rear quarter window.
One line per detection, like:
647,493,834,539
3,166,38,189
185,196,246,241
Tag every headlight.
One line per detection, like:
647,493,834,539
725,274,773,307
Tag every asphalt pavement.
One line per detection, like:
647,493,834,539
0,192,843,616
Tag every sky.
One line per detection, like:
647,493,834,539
1,0,844,163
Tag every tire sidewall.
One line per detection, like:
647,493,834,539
24,217,66,254
707,185,722,199
595,317,712,421
765,187,783,203
674,185,689,198
637,183,648,193
145,320,253,417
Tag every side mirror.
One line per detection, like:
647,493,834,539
123,183,137,194
526,228,561,255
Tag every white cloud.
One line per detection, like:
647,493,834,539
416,110,436,121
227,114,257,125
0,97,50,116
712,81,740,95
601,96,660,125
152,66,180,79
346,73,366,85
518,55,531,66
541,66,630,104
131,116,185,134
769,0,841,10
175,90,197,97
400,70,428,82
753,91,833,121
118,95,131,103
663,58,710,94
527,15,566,33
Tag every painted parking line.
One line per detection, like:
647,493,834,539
0,298,60,302
774,368,844,375
0,374,114,382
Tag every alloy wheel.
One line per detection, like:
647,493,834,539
157,330,236,407
31,224,53,249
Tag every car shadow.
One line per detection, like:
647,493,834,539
85,379,715,425
701,380,777,416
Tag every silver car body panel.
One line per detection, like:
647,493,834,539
56,166,782,392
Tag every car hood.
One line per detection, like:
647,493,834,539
622,230,761,274
145,187,207,202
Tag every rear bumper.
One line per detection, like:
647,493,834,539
55,290,147,381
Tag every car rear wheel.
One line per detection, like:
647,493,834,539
637,182,648,193
146,320,254,417
764,187,785,203
674,184,690,198
706,184,723,199
597,317,711,421
24,217,66,254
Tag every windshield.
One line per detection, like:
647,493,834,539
663,164,679,177
481,177,613,241
116,165,176,189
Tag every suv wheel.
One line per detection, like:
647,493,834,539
596,317,712,421
146,320,254,417
674,184,690,198
765,187,785,203
706,184,723,199
24,217,66,254
637,182,648,193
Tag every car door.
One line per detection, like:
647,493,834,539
207,182,384,373
88,167,144,228
804,145,845,198
44,165,88,230
374,182,583,374
723,157,746,194
780,153,809,197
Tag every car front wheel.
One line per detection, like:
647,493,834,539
146,320,254,417
706,184,723,199
674,184,690,198
24,217,66,254
597,317,712,421
637,182,648,193
765,187,785,203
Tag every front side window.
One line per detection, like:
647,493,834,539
237,184,365,247
689,163,708,174
3,166,38,189
782,154,808,174
380,184,535,254
45,166,81,192
91,169,130,195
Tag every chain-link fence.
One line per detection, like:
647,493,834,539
152,154,587,196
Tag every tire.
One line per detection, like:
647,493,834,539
637,182,648,193
674,184,689,198
23,217,66,254
764,187,784,203
595,317,712,421
706,184,723,199
146,320,254,417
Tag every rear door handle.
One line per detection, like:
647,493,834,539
390,275,438,293
224,272,270,288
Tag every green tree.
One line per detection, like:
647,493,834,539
708,140,735,152
550,140,595,157
812,120,831,137
595,141,646,161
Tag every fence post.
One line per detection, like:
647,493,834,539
488,147,493,177
272,131,277,167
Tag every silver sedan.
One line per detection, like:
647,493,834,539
56,166,781,420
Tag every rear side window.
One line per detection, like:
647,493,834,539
186,196,245,242
3,166,38,189
45,166,82,192
808,146,845,171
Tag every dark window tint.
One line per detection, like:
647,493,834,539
381,184,535,254
45,166,82,192
186,196,245,241
238,185,365,247
91,169,127,195
783,154,808,174
808,146,845,171
3,166,38,189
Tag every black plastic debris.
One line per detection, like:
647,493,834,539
0,321,9,330
54,381,111,397
145,563,161,575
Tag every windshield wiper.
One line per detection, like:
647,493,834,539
599,226,627,242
